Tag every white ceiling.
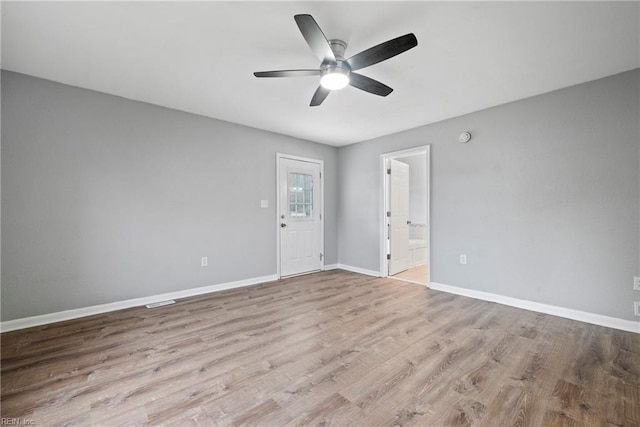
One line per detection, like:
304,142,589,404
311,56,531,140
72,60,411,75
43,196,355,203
2,2,639,146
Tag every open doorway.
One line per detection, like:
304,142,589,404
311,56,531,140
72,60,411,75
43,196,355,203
380,146,430,286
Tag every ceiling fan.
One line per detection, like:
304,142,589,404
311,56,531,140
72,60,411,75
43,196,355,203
254,14,418,106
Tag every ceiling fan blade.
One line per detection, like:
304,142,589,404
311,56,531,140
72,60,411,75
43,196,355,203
349,73,393,97
310,86,330,107
294,14,336,63
349,73,393,96
254,70,320,78
345,33,418,71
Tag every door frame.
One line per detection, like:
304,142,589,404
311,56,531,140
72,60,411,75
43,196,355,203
379,145,431,286
276,153,325,279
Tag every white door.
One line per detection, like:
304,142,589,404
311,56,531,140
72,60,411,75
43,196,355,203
389,159,410,275
279,157,322,277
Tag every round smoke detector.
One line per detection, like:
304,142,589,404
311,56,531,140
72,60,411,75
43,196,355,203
459,132,472,143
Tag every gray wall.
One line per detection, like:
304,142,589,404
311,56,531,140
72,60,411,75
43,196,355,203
1,71,338,321
3,69,639,323
338,69,640,321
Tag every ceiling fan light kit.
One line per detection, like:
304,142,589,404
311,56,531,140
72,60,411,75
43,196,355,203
320,69,349,90
254,14,418,106
320,39,350,90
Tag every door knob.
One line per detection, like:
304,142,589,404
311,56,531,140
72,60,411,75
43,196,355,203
281,223,287,228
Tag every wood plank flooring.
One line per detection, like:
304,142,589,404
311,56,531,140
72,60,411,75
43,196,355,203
1,270,638,426
392,265,427,285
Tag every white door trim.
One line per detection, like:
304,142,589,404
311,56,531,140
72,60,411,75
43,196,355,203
379,145,431,286
276,153,325,279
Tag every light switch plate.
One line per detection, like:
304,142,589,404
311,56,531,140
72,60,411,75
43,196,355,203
260,200,268,208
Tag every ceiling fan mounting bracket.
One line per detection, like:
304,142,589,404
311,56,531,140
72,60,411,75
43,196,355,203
328,39,347,61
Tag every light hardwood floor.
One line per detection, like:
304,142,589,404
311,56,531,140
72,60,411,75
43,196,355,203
1,270,638,426
392,264,427,285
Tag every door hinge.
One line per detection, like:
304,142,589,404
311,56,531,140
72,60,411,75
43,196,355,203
320,253,324,260
387,168,391,174
387,254,391,260
320,213,322,220
319,172,322,179
387,211,391,217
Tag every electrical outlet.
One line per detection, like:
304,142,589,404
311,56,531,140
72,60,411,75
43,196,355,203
260,200,268,208
460,254,467,265
201,257,208,267
635,302,640,317
634,276,640,291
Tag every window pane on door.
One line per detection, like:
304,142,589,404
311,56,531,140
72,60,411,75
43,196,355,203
289,172,313,219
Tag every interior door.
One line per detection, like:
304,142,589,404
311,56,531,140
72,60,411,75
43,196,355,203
279,157,322,277
389,158,410,275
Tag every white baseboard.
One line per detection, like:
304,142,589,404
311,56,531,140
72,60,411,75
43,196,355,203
323,264,339,271
8,273,632,334
429,282,639,334
335,264,381,277
1,274,279,333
